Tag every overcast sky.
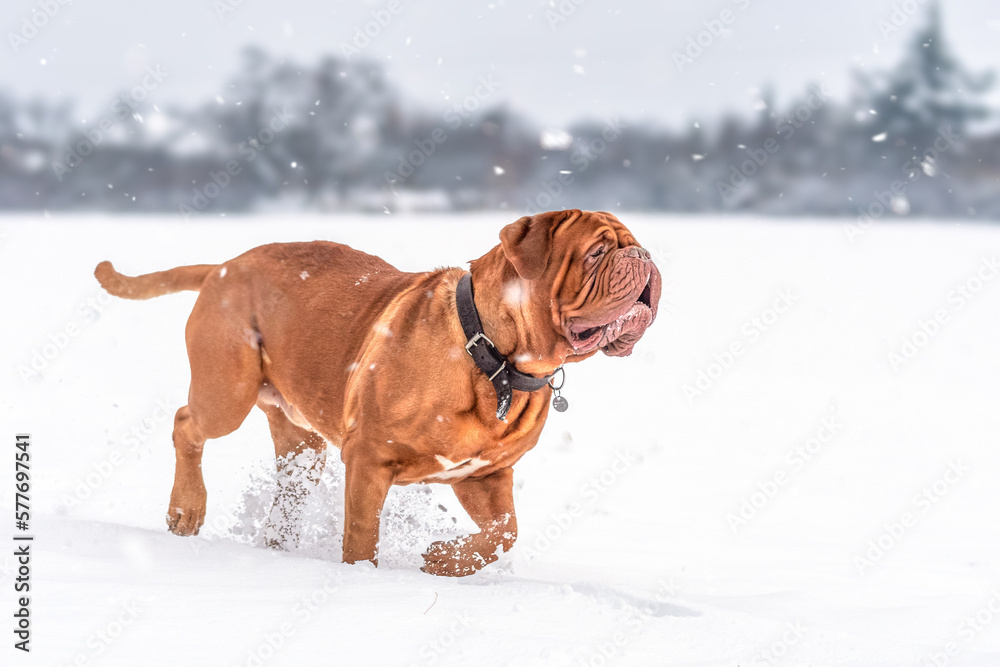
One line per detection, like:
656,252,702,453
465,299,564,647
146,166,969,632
3,0,998,129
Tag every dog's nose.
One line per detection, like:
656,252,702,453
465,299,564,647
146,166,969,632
622,246,651,261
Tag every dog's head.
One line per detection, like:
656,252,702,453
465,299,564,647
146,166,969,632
497,209,661,360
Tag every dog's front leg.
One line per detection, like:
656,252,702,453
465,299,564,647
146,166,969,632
422,467,517,577
342,448,395,566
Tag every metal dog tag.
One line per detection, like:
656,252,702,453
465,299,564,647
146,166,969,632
549,367,568,412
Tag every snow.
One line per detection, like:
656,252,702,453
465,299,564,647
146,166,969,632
2,213,1000,666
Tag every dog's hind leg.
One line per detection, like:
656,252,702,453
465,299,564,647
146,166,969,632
166,287,262,536
257,399,328,549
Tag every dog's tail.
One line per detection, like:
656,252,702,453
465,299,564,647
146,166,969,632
95,261,217,300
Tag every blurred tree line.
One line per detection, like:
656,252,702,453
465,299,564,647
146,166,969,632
0,5,996,219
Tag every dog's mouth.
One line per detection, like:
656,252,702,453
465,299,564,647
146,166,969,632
637,277,653,309
567,267,659,357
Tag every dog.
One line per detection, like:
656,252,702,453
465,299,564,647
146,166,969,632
95,209,661,576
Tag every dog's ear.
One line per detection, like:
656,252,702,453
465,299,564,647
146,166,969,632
499,211,567,280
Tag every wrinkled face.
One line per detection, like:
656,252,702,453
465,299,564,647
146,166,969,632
555,215,661,357
499,209,662,359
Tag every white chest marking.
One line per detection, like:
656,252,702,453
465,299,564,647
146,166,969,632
428,455,491,481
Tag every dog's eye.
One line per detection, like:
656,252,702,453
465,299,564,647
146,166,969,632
585,245,606,270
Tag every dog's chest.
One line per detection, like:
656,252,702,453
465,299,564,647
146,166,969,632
395,408,546,485
409,440,523,484
424,455,493,481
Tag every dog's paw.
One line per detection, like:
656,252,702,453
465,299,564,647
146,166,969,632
165,507,205,536
165,484,206,536
420,536,496,577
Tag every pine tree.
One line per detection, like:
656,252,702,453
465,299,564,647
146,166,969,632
856,0,994,154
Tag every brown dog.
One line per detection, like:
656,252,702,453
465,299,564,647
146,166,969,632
95,209,661,576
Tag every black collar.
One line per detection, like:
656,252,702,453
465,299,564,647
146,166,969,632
456,272,555,420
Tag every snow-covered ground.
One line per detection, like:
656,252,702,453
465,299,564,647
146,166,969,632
2,213,1000,666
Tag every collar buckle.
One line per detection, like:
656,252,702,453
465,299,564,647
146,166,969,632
456,272,555,420
465,331,496,356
